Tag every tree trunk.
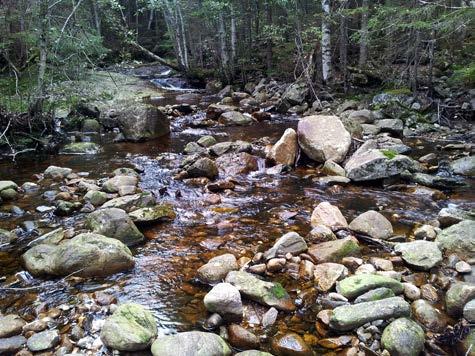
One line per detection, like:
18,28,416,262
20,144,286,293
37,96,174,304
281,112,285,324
321,0,332,83
177,2,188,69
339,1,348,92
265,0,272,75
91,0,101,35
218,11,229,81
230,5,237,75
359,0,368,67
128,41,180,71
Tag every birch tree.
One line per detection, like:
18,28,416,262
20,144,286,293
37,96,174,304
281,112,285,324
321,0,332,82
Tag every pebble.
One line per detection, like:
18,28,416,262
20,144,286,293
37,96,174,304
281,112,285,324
420,284,438,302
355,264,376,274
370,257,394,271
456,261,472,273
403,283,421,301
262,307,279,328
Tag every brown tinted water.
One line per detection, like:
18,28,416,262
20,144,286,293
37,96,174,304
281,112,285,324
0,88,474,352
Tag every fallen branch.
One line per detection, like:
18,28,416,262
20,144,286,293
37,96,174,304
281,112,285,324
128,40,180,72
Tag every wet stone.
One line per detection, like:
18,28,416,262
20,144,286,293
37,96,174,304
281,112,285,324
227,324,259,350
235,351,273,356
27,330,60,352
354,287,395,304
349,210,393,240
0,315,26,338
307,237,360,264
262,307,279,328
203,283,243,320
128,204,176,224
271,332,313,356
381,318,425,356
151,331,231,356
412,299,447,332
336,274,404,299
446,282,475,317
263,231,307,260
463,299,475,322
197,254,239,284
0,335,27,354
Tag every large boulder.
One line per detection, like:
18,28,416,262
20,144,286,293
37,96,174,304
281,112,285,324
197,254,239,284
225,271,295,311
203,283,243,320
101,303,157,351
151,331,231,356
329,297,410,331
381,318,425,356
307,237,360,263
266,128,298,166
113,102,170,142
86,208,144,246
394,240,442,270
22,233,134,277
297,115,351,163
336,274,404,299
436,220,475,259
349,210,393,239
345,139,417,181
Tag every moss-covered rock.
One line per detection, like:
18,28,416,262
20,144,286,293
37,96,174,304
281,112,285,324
446,282,475,317
436,220,475,259
61,142,101,154
101,303,157,351
128,204,176,224
381,318,424,356
151,331,231,356
336,274,404,299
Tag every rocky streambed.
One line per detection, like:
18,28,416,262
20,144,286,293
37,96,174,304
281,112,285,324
0,71,474,356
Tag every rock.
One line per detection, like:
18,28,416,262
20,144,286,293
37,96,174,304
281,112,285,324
451,156,475,176
27,228,64,247
403,283,421,301
197,135,217,147
381,318,424,356
310,202,348,229
282,82,308,105
375,119,404,136
370,257,393,271
113,167,139,177
184,142,208,155
354,287,395,303
82,119,101,132
349,211,393,240
102,175,138,193
307,237,360,263
394,240,442,270
84,190,109,206
207,104,237,119
308,225,336,243
345,147,416,181
219,111,253,126
101,193,156,212
203,283,243,320
216,152,259,176
54,200,78,216
446,282,475,317
235,351,273,356
61,142,101,155
101,303,157,351
263,232,308,260
313,263,348,292
227,324,259,350
0,188,17,200
458,328,475,356
436,220,475,259
0,181,17,193
151,331,231,356
267,258,287,272
271,332,313,356
225,271,295,311
44,166,72,180
197,254,239,284
262,307,279,328
22,233,134,277
438,208,473,227
86,208,144,246
114,102,170,141
456,261,472,273
187,158,219,179
412,299,447,332
348,109,374,123
336,274,404,299
297,115,351,163
0,335,27,354
464,299,475,322
322,160,346,177
413,224,437,240
0,315,25,338
129,204,175,224
267,128,298,166
27,330,60,352
329,297,410,331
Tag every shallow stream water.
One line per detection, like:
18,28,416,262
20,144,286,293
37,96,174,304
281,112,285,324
0,75,474,353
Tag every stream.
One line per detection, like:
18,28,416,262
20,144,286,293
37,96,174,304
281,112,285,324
0,70,474,355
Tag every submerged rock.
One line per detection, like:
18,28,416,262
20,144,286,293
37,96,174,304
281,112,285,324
329,297,410,331
225,271,295,311
86,208,144,246
203,283,243,320
271,332,313,356
394,240,442,270
436,220,475,259
446,282,475,317
61,142,101,155
267,128,298,166
151,331,231,356
227,324,259,350
349,210,393,239
412,299,447,332
381,318,425,356
336,274,404,299
197,254,239,284
101,303,157,351
22,233,134,277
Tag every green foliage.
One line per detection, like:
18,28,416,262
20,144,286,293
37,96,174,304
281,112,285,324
449,62,475,88
381,149,398,160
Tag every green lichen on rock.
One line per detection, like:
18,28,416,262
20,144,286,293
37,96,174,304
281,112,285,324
381,149,398,160
381,318,425,356
270,283,287,299
336,274,404,299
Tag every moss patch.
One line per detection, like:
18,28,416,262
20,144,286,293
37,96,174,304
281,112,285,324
270,283,288,299
381,149,398,160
